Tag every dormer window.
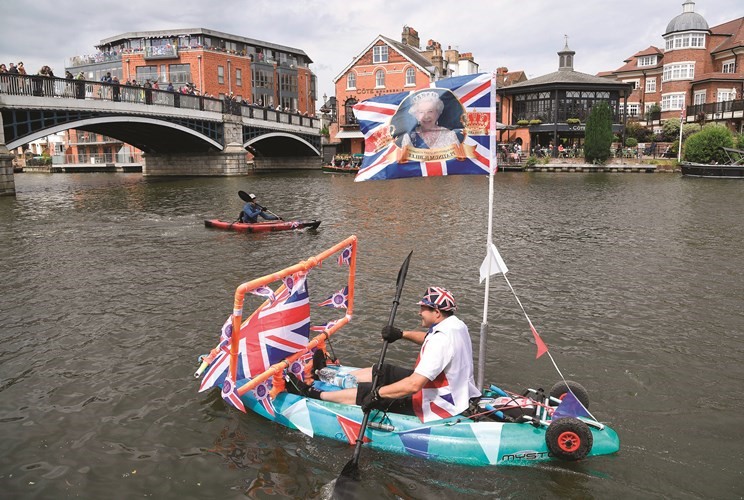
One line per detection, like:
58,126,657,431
373,45,388,63
638,55,657,67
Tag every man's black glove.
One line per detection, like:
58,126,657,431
381,325,403,343
360,386,381,412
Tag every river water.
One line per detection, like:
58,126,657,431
1,170,742,499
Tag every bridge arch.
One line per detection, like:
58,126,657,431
244,131,320,157
6,116,223,153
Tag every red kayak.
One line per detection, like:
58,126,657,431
204,219,321,233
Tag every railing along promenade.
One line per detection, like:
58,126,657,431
0,74,320,129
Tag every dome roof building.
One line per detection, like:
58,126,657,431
605,0,742,132
664,0,709,35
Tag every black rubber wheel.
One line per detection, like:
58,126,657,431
549,380,590,408
546,417,593,461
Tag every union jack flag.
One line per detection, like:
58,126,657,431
253,381,276,417
283,271,307,295
337,245,352,266
353,73,494,182
221,373,246,413
199,279,311,392
310,319,338,332
319,286,348,309
251,285,276,303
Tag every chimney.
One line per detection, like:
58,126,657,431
401,25,420,49
497,66,508,75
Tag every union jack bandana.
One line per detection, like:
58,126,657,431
417,286,457,311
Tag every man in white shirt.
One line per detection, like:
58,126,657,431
287,287,481,422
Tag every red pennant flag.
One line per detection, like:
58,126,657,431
530,323,549,359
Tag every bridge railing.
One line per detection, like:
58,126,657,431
0,73,320,129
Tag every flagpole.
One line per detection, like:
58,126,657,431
677,104,685,163
477,72,498,389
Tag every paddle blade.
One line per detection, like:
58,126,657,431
396,251,413,293
339,458,360,480
332,460,362,499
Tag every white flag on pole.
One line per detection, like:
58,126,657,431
479,243,508,283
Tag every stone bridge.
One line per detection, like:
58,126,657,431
0,74,322,195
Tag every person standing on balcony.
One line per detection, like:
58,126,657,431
75,72,85,99
111,76,120,102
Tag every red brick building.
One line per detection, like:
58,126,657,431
605,0,743,133
67,28,317,111
62,28,317,166
325,26,481,159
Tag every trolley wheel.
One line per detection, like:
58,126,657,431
546,417,593,461
549,380,590,408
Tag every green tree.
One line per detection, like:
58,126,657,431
584,101,613,164
735,133,744,150
625,121,652,142
683,125,734,164
645,103,661,121
662,118,681,140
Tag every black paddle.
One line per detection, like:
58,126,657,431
332,250,413,498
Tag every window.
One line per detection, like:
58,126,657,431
662,62,695,82
661,93,686,111
236,68,242,87
638,55,657,67
344,98,358,125
645,78,656,93
624,79,640,90
136,65,158,83
375,69,385,88
252,68,273,89
279,74,297,93
627,103,640,116
405,67,415,86
373,45,388,63
722,59,735,73
168,64,191,84
218,65,224,84
718,89,736,102
346,72,356,89
694,91,706,105
664,33,706,51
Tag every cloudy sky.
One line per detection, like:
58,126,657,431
2,0,741,103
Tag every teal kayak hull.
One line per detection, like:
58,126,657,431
236,379,620,466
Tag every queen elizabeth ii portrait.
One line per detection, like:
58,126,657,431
391,89,465,151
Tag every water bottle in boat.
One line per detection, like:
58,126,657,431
316,366,357,389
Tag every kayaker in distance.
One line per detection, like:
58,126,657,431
287,286,482,422
238,191,282,223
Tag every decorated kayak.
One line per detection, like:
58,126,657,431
235,371,619,465
195,236,620,466
204,218,321,233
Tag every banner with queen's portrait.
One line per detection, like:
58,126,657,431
352,73,495,182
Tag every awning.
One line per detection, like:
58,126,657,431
334,130,364,139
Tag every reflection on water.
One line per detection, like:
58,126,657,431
1,172,743,499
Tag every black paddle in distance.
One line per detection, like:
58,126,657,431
332,250,413,498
